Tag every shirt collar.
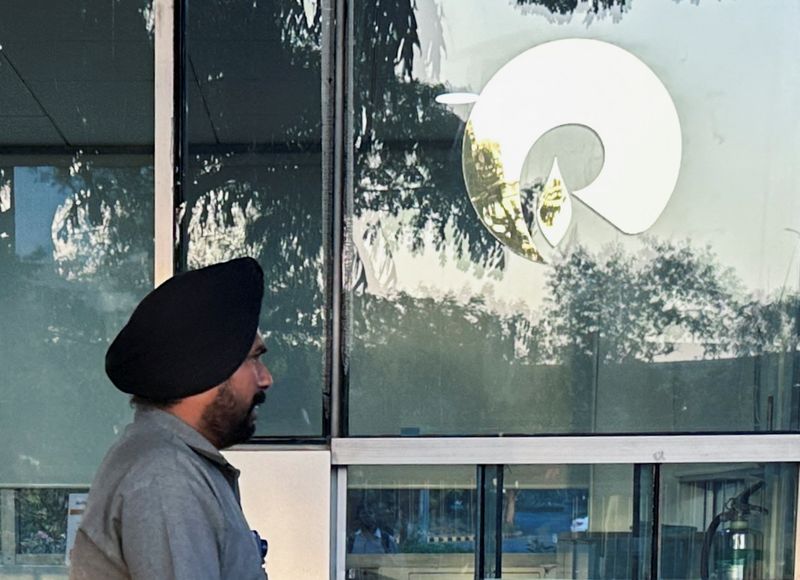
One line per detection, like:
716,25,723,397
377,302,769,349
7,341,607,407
133,407,238,475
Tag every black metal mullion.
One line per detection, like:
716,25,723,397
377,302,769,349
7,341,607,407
632,464,643,579
475,465,486,579
320,0,336,441
173,0,188,272
650,463,662,580
328,0,349,439
494,466,504,577
475,465,503,579
632,463,658,580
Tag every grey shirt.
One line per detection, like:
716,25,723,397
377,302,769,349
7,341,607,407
69,408,267,580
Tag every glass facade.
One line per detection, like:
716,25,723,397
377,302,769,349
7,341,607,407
0,0,797,578
347,0,800,436
181,0,326,437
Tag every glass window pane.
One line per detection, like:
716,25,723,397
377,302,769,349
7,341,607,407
182,0,325,437
659,463,797,580
0,2,154,485
501,464,651,579
347,0,800,435
4,488,89,566
0,1,153,577
346,466,477,579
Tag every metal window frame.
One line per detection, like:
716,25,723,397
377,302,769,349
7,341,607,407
332,433,800,578
331,435,800,466
332,440,800,580
331,434,800,580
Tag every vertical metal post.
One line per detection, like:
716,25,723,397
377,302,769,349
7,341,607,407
632,464,655,580
332,467,348,580
153,0,176,286
329,1,348,575
0,489,15,566
329,0,348,439
475,466,485,579
632,465,642,579
173,0,188,273
649,464,661,580
321,0,335,439
475,466,503,579
793,463,800,580
494,466,504,577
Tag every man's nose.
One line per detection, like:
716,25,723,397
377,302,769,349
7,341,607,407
258,363,273,390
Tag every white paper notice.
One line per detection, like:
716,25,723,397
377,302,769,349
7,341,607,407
65,493,88,566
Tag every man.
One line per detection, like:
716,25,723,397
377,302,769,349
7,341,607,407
70,257,272,580
349,503,399,554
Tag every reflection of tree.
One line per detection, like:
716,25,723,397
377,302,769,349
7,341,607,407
184,154,325,435
178,0,328,434
515,0,626,16
731,297,800,357
49,159,154,292
543,240,740,363
350,238,800,434
353,0,512,269
349,291,550,434
539,239,800,363
0,158,151,484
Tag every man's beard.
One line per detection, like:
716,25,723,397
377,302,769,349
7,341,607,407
200,382,266,449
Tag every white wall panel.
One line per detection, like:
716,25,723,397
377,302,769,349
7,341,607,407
225,450,331,580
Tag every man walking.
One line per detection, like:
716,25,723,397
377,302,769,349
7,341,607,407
70,257,271,579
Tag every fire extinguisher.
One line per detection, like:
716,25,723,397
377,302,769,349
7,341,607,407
700,481,767,580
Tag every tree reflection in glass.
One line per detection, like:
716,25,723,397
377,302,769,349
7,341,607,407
181,0,325,436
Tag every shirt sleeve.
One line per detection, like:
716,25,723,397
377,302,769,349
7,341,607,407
120,473,226,580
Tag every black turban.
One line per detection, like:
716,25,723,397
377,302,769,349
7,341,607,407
106,257,264,400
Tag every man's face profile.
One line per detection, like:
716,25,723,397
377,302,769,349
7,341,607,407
357,505,378,533
200,333,273,449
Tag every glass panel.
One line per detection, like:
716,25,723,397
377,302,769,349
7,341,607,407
659,463,797,580
0,1,154,484
1,488,89,566
0,1,153,577
346,466,477,579
348,0,800,435
182,0,325,437
500,464,651,579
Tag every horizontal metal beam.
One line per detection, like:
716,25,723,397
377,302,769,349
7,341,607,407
0,143,319,158
332,435,800,465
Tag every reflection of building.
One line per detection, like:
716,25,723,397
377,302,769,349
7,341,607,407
1,1,799,578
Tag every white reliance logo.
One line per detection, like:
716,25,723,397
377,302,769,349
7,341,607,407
462,39,682,262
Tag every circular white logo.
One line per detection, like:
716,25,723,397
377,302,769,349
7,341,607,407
462,39,682,262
